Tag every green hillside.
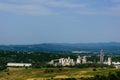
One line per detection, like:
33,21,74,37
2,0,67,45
0,67,119,80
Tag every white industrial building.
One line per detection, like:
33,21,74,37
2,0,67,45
76,56,82,64
112,62,120,68
48,57,75,66
100,49,104,63
48,56,87,66
48,50,120,68
82,56,87,64
108,57,112,65
7,63,32,67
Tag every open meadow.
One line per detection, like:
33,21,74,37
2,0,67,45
0,67,119,80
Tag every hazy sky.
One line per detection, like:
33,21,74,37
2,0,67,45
0,0,120,44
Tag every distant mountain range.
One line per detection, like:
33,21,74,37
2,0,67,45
0,42,120,54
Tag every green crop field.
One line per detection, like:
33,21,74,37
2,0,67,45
0,67,119,80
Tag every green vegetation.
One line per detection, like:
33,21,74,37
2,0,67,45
0,67,119,80
0,50,120,80
0,50,76,68
83,70,120,80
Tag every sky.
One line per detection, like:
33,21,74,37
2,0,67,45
0,0,120,45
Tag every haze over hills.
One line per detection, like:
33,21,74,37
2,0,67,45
0,42,120,54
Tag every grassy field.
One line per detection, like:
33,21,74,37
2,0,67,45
0,67,119,80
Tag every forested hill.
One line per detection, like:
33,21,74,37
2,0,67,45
0,42,120,54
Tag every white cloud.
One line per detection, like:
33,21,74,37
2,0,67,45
0,0,120,16
0,2,56,15
0,0,87,15
77,7,120,16
75,0,120,16
45,1,87,8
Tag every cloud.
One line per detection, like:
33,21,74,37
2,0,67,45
7,0,87,8
0,0,120,16
0,2,56,15
75,0,120,16
77,7,120,16
45,1,87,8
0,0,87,15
